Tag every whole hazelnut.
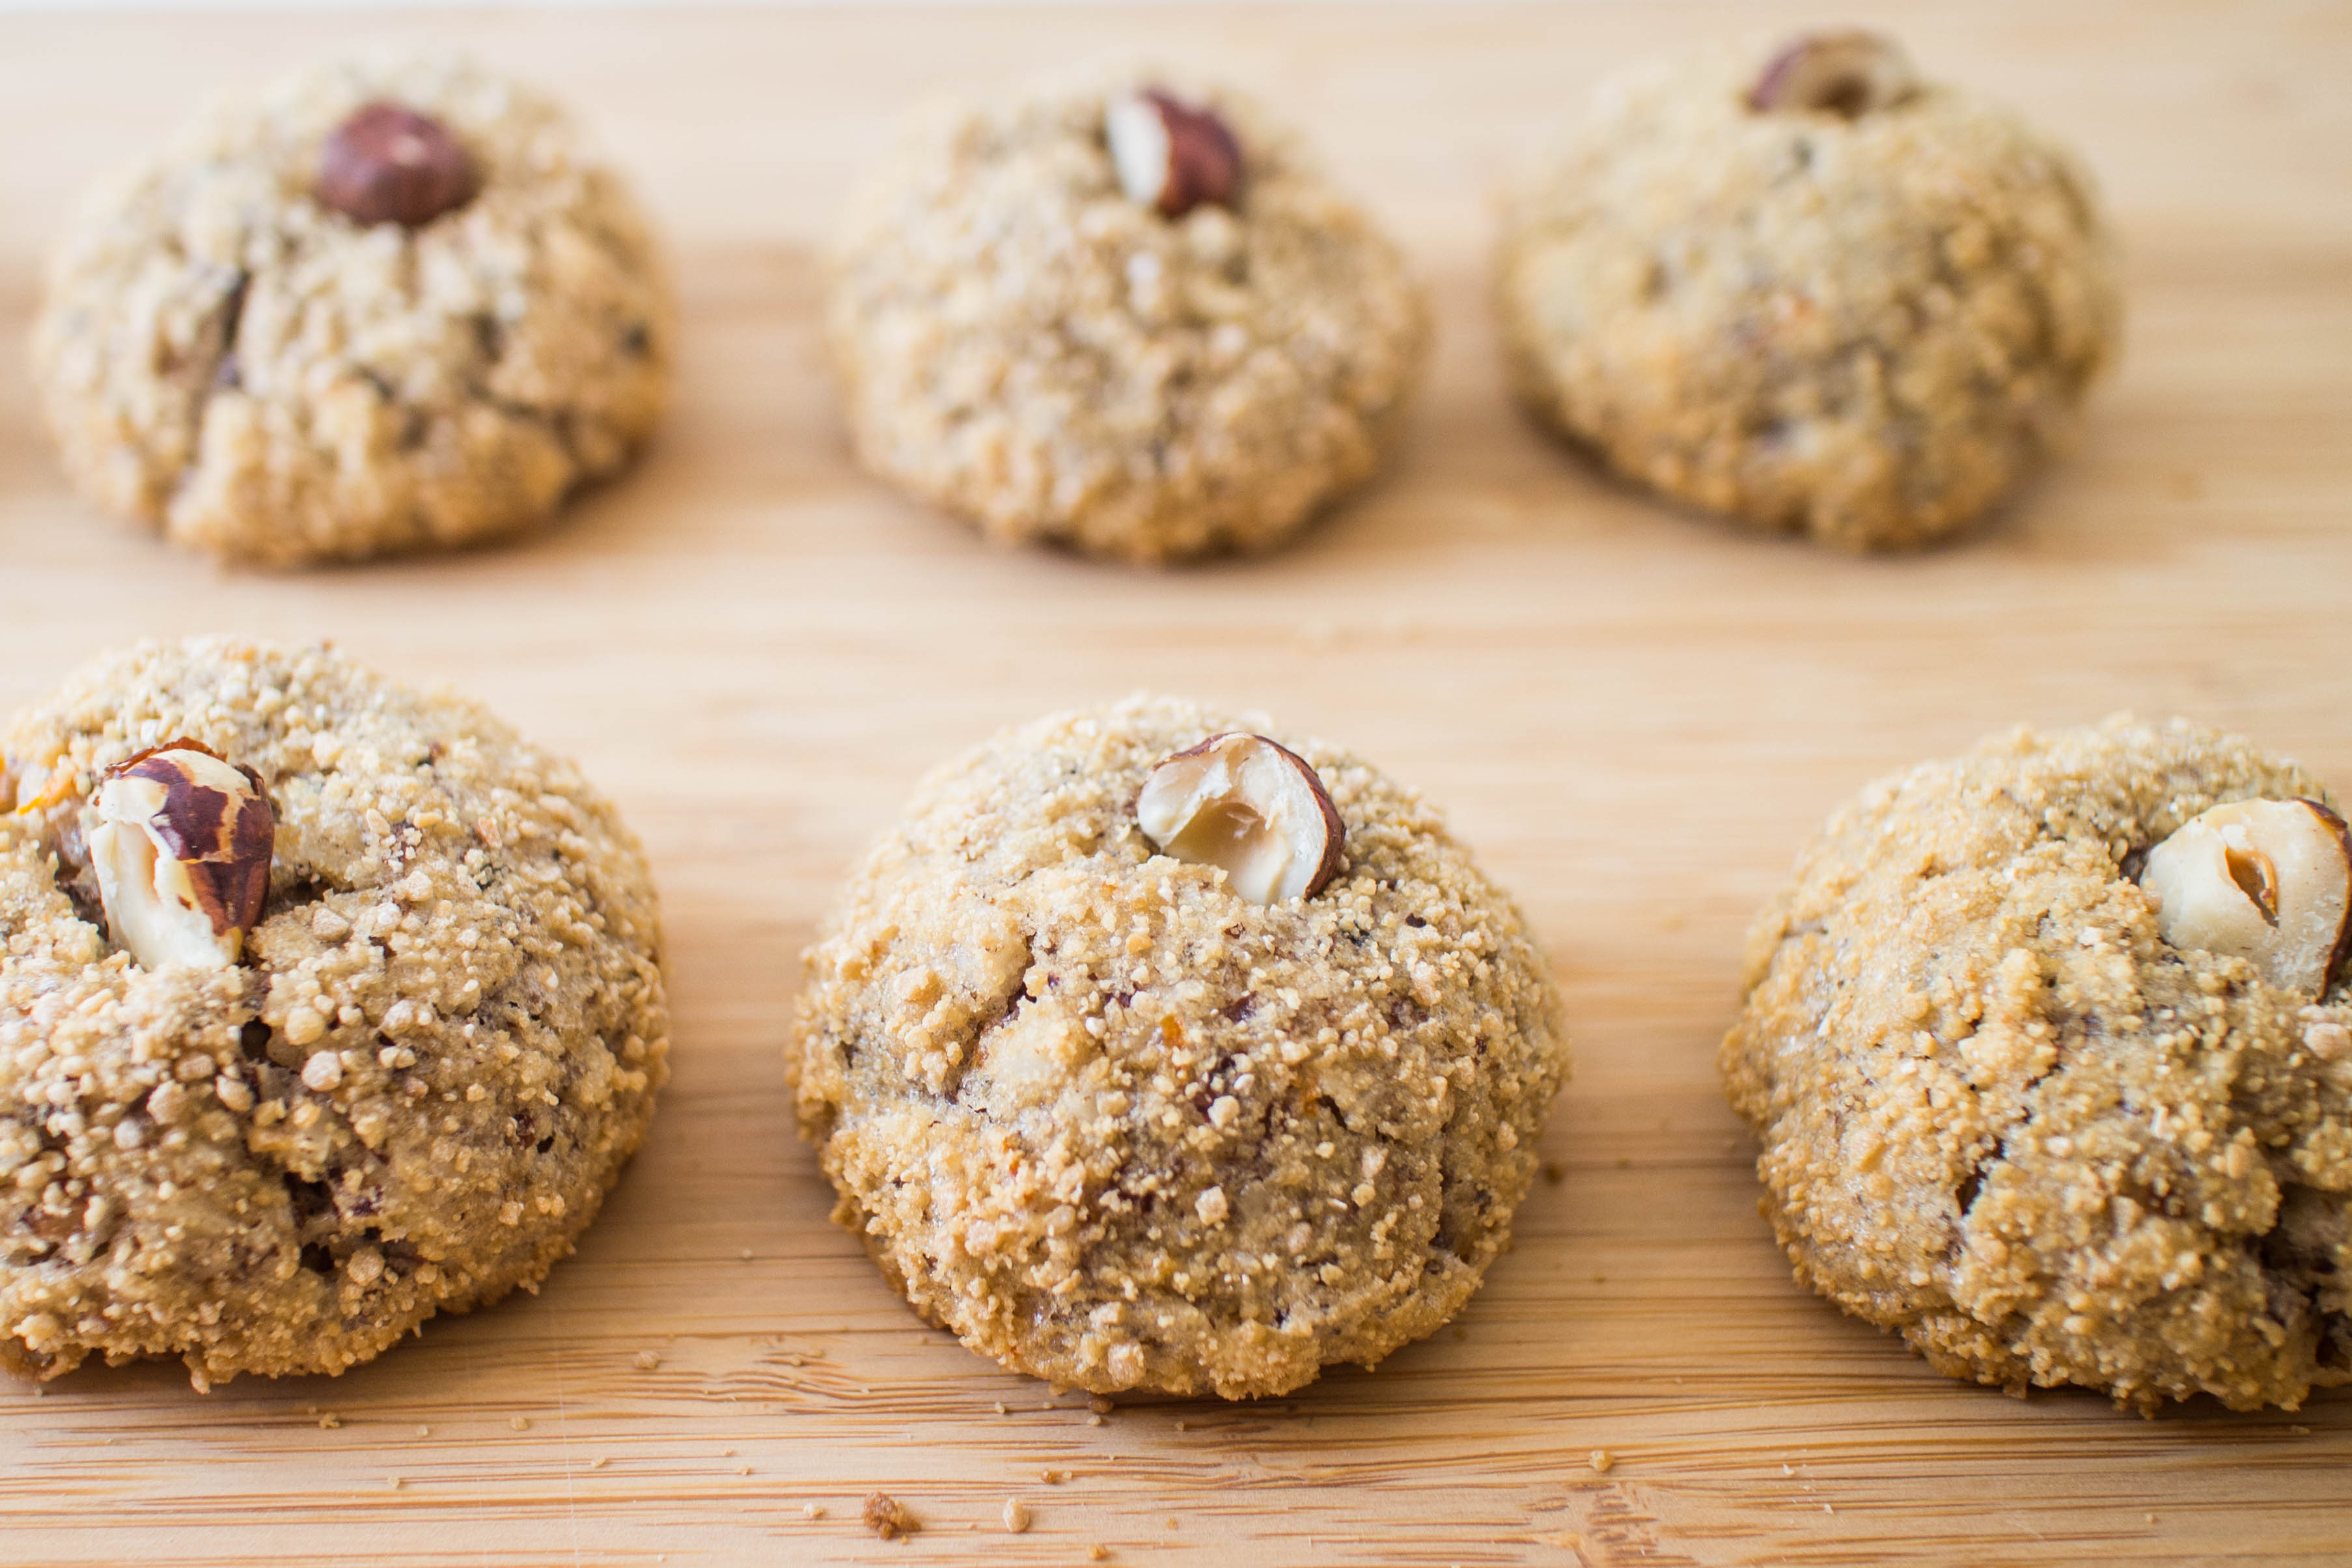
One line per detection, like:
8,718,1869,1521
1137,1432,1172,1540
1105,89,1243,218
83,740,275,970
2138,798,2352,997
1748,31,1922,119
316,102,479,228
1135,733,1344,904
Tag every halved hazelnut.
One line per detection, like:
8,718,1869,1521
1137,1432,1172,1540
1748,31,1921,118
316,102,479,228
2138,798,2352,996
1135,733,1343,904
1105,89,1242,218
84,740,275,971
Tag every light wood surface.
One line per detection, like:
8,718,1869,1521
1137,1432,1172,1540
3,4,2349,1563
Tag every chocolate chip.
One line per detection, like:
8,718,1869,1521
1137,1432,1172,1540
316,102,479,228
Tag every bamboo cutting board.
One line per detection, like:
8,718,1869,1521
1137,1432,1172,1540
1,4,2348,1563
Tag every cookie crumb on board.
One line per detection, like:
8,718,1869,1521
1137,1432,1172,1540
1588,1449,1614,1474
863,1493,919,1541
1003,1498,1031,1534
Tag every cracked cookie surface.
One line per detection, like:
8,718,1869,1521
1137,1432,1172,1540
33,55,673,567
1722,719,2352,1410
793,696,1567,1397
0,637,668,1386
827,70,1429,564
1495,43,2120,550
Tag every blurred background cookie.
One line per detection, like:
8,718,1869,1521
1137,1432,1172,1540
1496,31,2121,550
794,696,1566,1396
827,70,1429,564
0,637,669,1386
1723,718,2351,1410
33,55,674,567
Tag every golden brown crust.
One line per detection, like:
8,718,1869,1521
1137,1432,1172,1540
792,696,1568,1397
1722,719,2352,1410
0,637,669,1386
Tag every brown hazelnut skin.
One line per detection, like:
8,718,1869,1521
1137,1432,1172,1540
315,102,480,228
1146,90,1243,217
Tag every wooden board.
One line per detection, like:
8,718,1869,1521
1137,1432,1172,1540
2,4,2349,1563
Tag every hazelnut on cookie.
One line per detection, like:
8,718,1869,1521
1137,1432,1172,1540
1723,719,2352,1410
793,697,1567,1397
827,72,1430,564
0,638,669,1386
33,55,674,566
1496,32,2120,549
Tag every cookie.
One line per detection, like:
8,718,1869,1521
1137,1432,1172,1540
33,54,674,567
0,637,669,1386
1722,719,2352,1410
793,696,1567,1397
1495,31,2121,550
826,70,1429,564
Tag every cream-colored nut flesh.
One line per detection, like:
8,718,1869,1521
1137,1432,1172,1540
1747,31,1921,118
1135,733,1344,903
1106,91,1176,208
85,742,275,970
2138,798,2352,995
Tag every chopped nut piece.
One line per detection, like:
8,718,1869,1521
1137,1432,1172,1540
1003,1498,1031,1534
316,102,479,227
85,740,274,970
1105,89,1242,217
1135,734,1344,904
863,1492,919,1541
1748,31,1920,118
2138,799,2352,995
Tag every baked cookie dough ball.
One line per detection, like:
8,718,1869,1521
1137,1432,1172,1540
826,72,1430,564
0,638,668,1386
794,698,1566,1396
1496,32,2120,550
1723,719,2352,1410
33,55,674,566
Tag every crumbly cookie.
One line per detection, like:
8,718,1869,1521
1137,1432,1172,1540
33,54,673,567
826,70,1430,564
1722,719,2352,1410
1496,32,2121,550
0,637,668,1386
793,696,1566,1397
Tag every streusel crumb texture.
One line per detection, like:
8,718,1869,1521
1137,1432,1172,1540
1496,44,2120,549
827,70,1429,564
1723,719,2351,1410
0,638,668,1386
33,55,673,566
794,696,1567,1397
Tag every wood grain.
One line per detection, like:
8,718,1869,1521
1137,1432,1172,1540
1,4,2349,1563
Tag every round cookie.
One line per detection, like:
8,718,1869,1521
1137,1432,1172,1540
793,696,1567,1397
826,71,1430,564
0,637,668,1386
33,54,674,567
1495,32,2121,550
1722,719,2352,1410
